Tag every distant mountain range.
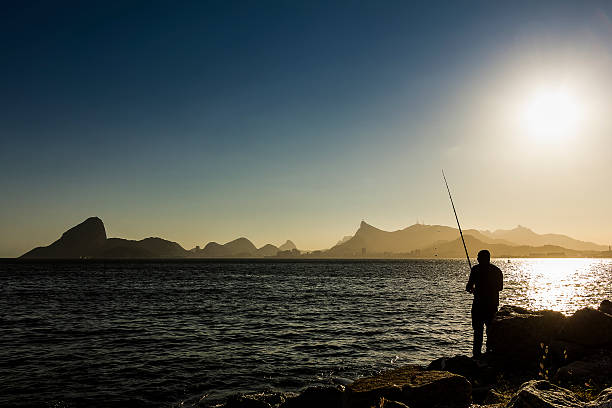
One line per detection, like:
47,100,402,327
22,218,189,259
21,217,299,259
327,221,609,258
327,221,512,257
190,238,297,258
479,225,608,252
19,217,611,259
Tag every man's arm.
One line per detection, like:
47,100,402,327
466,266,475,293
497,267,503,292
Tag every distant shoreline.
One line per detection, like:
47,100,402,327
2,256,612,264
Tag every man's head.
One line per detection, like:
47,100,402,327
477,249,491,264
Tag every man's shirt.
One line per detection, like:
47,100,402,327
467,263,503,310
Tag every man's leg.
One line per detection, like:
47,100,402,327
471,309,484,357
484,309,497,354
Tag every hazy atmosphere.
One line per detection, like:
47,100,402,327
4,3,612,408
2,1,612,256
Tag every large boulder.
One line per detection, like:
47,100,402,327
343,365,471,408
506,380,583,408
487,306,566,365
427,355,497,388
427,355,481,380
553,349,612,384
558,308,612,348
549,340,589,366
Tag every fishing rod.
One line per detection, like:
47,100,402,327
442,170,472,270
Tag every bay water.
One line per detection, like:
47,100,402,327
1,259,611,407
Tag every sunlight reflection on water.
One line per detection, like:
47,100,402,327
500,258,612,314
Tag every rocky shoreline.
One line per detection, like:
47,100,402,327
206,300,612,408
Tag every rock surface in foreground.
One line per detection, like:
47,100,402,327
487,306,566,365
558,308,612,348
427,354,497,389
600,300,612,315
344,365,471,408
506,380,584,408
585,387,612,408
487,302,612,383
554,349,612,384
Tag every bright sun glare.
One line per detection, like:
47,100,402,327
521,87,583,142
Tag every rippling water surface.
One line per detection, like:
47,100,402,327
1,259,611,407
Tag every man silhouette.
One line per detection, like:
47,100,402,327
466,249,503,357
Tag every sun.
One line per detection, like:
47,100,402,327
520,87,582,142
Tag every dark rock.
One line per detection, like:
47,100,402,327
585,387,612,408
553,349,612,384
549,340,589,365
599,300,612,315
344,365,471,408
427,355,480,379
281,386,343,408
487,305,566,365
472,386,496,404
506,380,583,408
558,308,612,348
483,389,508,405
427,355,496,387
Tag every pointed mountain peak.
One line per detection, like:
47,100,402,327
61,217,107,243
278,240,296,251
21,217,107,258
356,220,382,234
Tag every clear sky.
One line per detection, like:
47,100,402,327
2,1,612,256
